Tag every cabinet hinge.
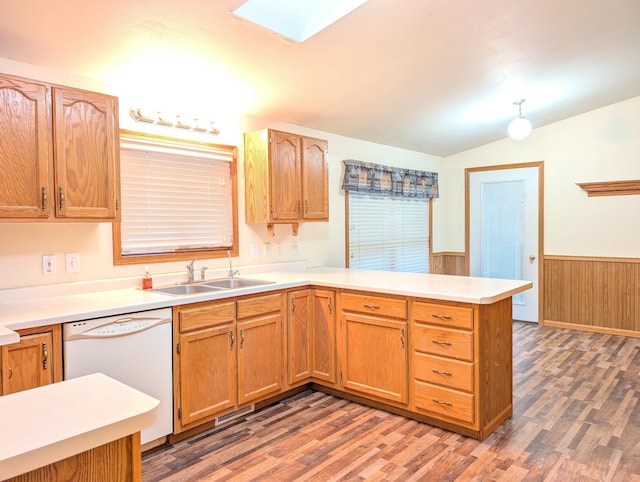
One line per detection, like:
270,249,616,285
178,408,182,419
176,343,181,354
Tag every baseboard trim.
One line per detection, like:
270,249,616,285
543,319,640,338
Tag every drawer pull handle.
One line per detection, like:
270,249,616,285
432,398,453,407
431,339,452,346
432,313,452,320
363,303,380,310
240,329,245,349
230,330,235,350
432,368,452,376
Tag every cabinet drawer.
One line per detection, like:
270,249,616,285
341,293,407,319
237,293,282,319
414,353,473,392
414,380,474,424
413,325,473,362
178,301,236,332
412,302,473,330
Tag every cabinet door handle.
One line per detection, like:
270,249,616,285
432,398,453,407
432,368,452,376
42,342,48,369
58,187,65,210
7,368,12,380
298,200,302,214
240,329,245,349
41,187,47,211
230,330,235,350
305,199,309,214
328,297,333,314
363,303,380,310
400,328,405,348
431,339,452,346
291,297,296,313
431,313,452,320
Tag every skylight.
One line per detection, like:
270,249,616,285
233,0,369,43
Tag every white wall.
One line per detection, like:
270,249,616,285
0,58,442,290
443,95,640,258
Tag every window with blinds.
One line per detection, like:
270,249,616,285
347,193,430,273
113,132,237,264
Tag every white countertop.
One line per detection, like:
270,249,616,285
0,267,532,343
0,373,159,480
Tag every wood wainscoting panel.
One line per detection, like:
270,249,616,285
432,252,466,276
544,255,640,336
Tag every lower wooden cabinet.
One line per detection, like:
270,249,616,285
0,325,62,395
410,298,513,439
340,292,408,405
171,286,513,441
173,293,283,433
237,294,283,404
286,288,336,386
176,313,236,427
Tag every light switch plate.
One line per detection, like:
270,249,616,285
65,253,80,273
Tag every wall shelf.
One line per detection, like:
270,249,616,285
576,180,640,197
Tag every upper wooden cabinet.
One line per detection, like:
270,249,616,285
244,129,328,236
52,86,120,220
0,72,120,221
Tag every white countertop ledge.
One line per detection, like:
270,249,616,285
0,267,533,341
0,373,159,480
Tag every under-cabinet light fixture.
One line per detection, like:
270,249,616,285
129,108,220,135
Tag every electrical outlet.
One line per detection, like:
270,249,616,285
249,243,259,258
42,254,56,274
293,242,301,256
275,243,283,256
65,253,80,273
264,243,272,257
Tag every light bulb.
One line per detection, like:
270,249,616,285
508,116,532,140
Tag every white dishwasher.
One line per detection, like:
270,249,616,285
63,307,173,445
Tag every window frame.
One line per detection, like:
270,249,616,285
112,129,239,266
344,191,433,272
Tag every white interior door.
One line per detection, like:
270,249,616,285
469,167,539,322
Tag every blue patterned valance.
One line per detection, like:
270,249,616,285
341,159,439,199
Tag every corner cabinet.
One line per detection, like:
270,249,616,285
0,72,120,221
286,288,336,387
173,293,283,433
0,325,63,395
244,129,328,236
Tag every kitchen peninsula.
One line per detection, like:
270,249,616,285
0,267,531,451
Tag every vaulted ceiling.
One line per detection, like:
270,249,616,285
1,0,639,156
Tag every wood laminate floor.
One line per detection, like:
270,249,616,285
142,322,640,481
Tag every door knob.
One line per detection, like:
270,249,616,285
529,254,536,262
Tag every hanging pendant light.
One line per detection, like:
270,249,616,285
508,99,532,140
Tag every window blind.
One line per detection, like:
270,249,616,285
347,193,429,273
120,143,234,255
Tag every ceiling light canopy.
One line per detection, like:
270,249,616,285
508,99,532,140
233,0,368,42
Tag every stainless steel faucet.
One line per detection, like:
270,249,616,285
200,266,208,281
187,259,196,283
227,250,239,279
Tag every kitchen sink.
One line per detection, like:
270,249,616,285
151,284,223,296
203,278,275,289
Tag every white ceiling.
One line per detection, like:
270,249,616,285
1,0,639,157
